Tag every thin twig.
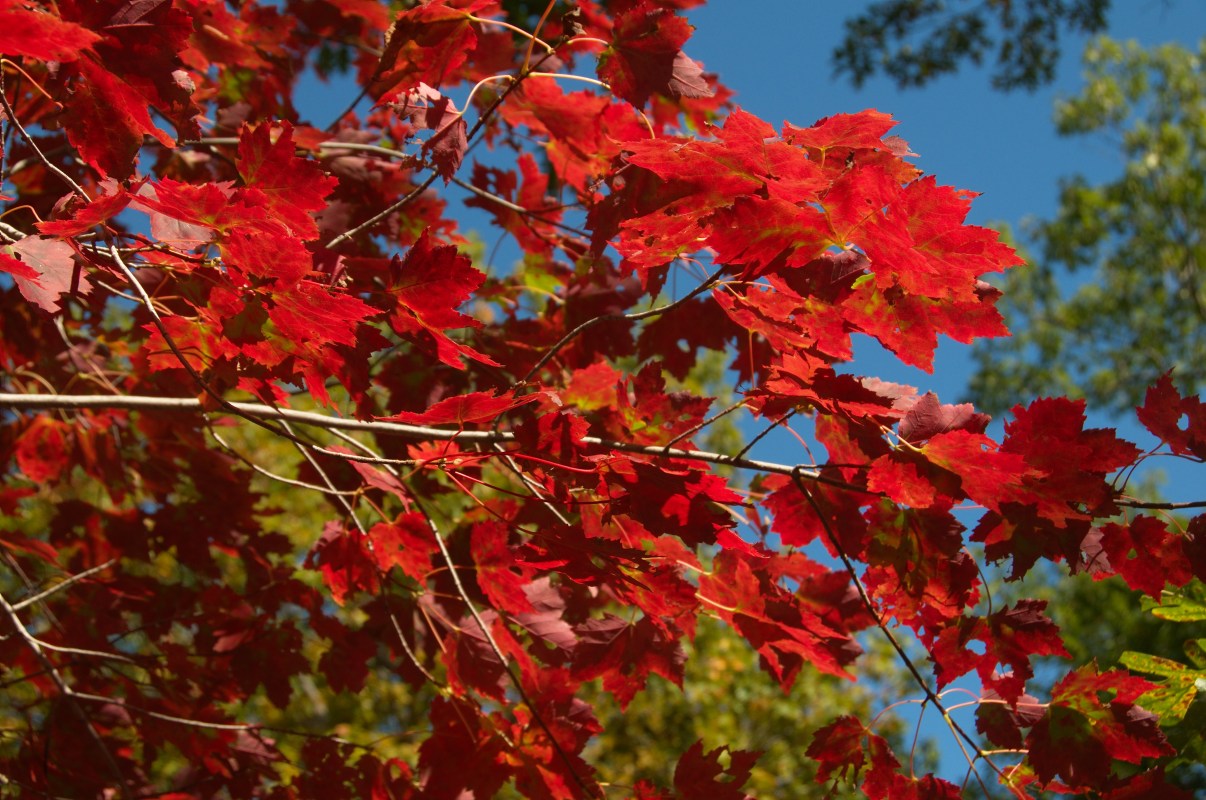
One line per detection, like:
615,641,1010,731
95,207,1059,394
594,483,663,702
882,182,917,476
521,265,726,383
788,468,1022,800
27,638,138,664
661,398,747,453
0,590,131,799
325,173,441,249
11,559,117,612
415,502,598,796
1116,498,1206,509
210,427,364,495
0,88,87,200
450,174,589,237
735,409,797,461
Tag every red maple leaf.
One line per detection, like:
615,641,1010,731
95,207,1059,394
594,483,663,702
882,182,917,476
572,614,685,709
470,521,535,614
379,390,538,426
897,391,990,443
391,84,469,182
14,417,72,483
372,0,493,99
1137,372,1206,458
672,740,760,800
698,550,858,689
379,230,499,368
976,689,1045,750
1026,663,1172,791
369,513,437,584
4,236,90,313
928,599,1070,701
0,1,100,61
304,521,379,606
236,123,338,239
598,2,713,107
63,57,176,178
36,184,133,237
1094,516,1196,598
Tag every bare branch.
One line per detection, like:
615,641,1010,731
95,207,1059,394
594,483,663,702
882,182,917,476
0,590,131,798
0,392,822,480
11,559,117,612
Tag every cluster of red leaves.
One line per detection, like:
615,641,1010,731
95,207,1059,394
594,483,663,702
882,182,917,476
0,0,1203,798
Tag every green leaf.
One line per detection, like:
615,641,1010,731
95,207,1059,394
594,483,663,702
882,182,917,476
1120,651,1195,678
1120,651,1204,725
1148,595,1206,622
1184,639,1206,669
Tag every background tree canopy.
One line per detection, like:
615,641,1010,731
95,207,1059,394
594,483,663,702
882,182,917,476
834,0,1111,90
969,36,1206,416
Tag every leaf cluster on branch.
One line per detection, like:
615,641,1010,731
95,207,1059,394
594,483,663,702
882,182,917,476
0,1,1203,797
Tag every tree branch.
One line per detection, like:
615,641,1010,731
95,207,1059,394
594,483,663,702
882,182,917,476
0,589,131,798
0,392,821,480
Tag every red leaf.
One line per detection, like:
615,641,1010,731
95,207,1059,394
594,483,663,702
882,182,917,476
806,715,870,786
600,457,741,546
381,230,499,368
369,513,436,584
270,282,377,350
1137,372,1206,458
36,185,133,236
929,600,1069,702
64,57,175,178
378,390,538,426
898,391,990,443
5,236,90,313
784,110,899,154
1026,663,1172,791
130,178,229,249
372,0,491,98
572,614,685,710
672,740,760,800
0,251,42,290
865,453,938,508
698,550,858,689
598,2,713,107
394,85,469,182
237,123,338,239
470,521,534,614
1095,516,1195,598
920,430,1036,514
304,521,379,606
976,690,1045,750
14,417,71,483
0,1,100,61
862,177,1022,302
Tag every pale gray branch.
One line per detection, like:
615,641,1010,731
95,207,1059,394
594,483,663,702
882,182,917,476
0,392,815,479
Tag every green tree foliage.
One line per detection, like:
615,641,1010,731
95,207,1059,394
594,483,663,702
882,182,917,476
969,36,1206,416
833,0,1110,91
